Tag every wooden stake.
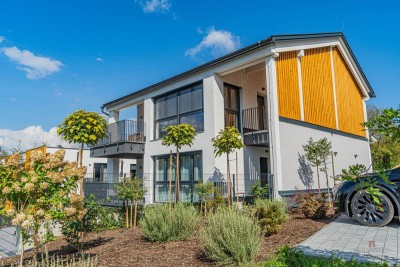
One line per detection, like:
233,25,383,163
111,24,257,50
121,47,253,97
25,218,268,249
236,151,239,203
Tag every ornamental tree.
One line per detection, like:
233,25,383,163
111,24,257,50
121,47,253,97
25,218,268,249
116,177,147,228
365,105,400,169
57,109,108,195
212,127,244,205
0,150,86,264
162,124,197,202
303,138,332,197
194,180,214,216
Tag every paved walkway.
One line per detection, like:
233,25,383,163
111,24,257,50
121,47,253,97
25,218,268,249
0,227,18,259
297,215,399,266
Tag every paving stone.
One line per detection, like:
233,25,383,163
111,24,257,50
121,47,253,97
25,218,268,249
296,215,400,265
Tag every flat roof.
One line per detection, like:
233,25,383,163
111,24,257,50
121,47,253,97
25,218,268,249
102,32,375,109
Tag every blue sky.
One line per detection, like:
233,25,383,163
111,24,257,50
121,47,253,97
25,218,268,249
0,0,399,150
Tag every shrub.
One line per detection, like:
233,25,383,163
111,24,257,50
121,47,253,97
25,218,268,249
207,188,228,212
62,195,123,252
200,208,262,266
252,199,288,235
250,181,269,199
301,193,329,220
140,203,198,242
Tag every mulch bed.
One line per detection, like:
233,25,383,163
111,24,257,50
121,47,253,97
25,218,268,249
1,211,337,267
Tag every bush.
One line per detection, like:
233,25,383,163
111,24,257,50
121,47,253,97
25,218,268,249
207,188,228,212
140,203,198,242
260,245,389,267
250,181,269,199
200,208,262,266
252,199,288,235
301,193,329,220
62,195,123,252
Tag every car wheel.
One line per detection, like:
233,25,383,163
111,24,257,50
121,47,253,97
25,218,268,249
351,189,394,227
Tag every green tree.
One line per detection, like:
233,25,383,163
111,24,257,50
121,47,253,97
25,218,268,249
365,104,400,170
162,124,197,202
57,109,108,195
212,127,244,205
194,180,214,216
116,177,147,228
303,138,332,197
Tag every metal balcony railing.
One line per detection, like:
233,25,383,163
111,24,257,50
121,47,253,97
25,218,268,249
94,120,145,146
242,106,268,134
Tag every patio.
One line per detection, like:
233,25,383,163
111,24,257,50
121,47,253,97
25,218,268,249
297,214,399,265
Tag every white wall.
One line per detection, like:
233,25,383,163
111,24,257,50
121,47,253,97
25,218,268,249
278,120,371,194
45,147,135,175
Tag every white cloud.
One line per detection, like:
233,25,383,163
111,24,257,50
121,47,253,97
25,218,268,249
54,88,62,96
0,126,75,152
0,36,4,43
96,57,103,62
1,46,63,79
138,0,171,13
185,27,241,59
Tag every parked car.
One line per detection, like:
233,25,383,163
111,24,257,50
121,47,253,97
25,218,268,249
334,166,400,227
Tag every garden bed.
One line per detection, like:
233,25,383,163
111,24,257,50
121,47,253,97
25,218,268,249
1,211,336,267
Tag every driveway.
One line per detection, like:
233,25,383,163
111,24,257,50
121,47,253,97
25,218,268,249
297,215,399,265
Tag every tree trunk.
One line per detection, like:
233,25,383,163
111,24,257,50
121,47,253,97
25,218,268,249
134,200,138,228
79,143,84,196
236,151,239,203
227,153,231,206
331,152,337,186
126,204,129,228
176,149,180,202
19,241,24,267
316,166,322,197
169,151,173,210
33,228,39,259
200,201,203,216
130,201,133,228
324,160,332,206
204,200,207,216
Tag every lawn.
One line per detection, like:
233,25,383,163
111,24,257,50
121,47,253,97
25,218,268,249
1,211,334,267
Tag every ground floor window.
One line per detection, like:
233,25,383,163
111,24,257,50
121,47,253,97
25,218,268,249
153,152,202,203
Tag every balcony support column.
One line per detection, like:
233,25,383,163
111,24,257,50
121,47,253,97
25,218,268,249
107,158,120,182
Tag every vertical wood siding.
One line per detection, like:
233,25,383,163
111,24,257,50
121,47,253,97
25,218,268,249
333,48,366,137
276,51,301,120
301,47,337,129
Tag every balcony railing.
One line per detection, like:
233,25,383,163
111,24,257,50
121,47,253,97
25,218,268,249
242,106,268,134
95,120,145,146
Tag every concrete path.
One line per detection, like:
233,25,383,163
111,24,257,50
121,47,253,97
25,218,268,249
297,215,399,266
0,227,18,259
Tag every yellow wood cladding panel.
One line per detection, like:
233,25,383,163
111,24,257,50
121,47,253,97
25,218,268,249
276,51,301,120
333,48,366,137
301,47,336,129
25,146,47,168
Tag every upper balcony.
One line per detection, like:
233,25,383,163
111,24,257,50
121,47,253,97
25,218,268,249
90,120,146,159
241,106,269,147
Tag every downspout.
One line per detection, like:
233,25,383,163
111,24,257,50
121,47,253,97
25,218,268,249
101,105,109,116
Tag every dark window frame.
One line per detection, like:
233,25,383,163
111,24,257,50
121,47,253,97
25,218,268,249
153,81,204,140
224,82,241,131
153,151,202,203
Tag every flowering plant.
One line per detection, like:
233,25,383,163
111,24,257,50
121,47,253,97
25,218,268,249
0,150,86,258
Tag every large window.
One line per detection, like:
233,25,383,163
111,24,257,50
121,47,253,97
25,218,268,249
154,152,202,203
154,82,204,139
224,83,241,129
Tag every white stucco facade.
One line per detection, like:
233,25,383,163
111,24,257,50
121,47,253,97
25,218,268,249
94,33,375,204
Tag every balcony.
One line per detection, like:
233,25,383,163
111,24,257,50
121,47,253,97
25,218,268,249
90,120,146,159
241,106,269,147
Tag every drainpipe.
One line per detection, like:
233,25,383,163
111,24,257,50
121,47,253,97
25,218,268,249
101,105,109,116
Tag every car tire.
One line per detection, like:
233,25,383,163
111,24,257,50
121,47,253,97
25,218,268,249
351,189,394,227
